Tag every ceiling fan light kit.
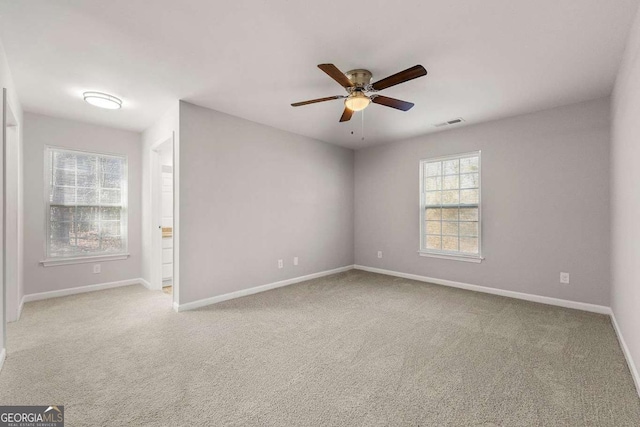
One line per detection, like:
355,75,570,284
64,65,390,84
291,63,427,122
344,91,370,112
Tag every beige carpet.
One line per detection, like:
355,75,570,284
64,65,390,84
1,270,639,426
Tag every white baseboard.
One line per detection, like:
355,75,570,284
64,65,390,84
23,278,146,303
610,312,640,397
354,265,611,315
0,349,5,372
5,296,24,323
17,295,24,321
139,278,152,290
172,301,179,313
175,265,355,312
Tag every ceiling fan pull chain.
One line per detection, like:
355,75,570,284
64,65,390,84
361,109,365,141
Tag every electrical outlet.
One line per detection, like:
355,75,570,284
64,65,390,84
377,251,383,259
293,257,299,266
93,264,101,274
278,259,283,269
560,272,570,284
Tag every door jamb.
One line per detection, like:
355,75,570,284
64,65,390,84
150,134,175,293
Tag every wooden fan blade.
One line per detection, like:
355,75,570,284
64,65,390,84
318,64,354,88
291,95,344,107
371,95,415,111
339,107,354,122
371,65,427,91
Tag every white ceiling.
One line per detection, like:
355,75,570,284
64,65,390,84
0,0,638,149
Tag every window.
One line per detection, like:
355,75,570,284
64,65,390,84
419,151,482,262
45,147,128,261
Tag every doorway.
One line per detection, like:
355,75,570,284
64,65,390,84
151,136,175,297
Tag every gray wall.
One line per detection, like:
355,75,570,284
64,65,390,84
179,101,354,304
611,4,640,388
355,97,611,306
23,113,142,294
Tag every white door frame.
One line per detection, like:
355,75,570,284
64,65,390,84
4,100,19,322
150,134,176,295
1,88,21,352
1,88,6,351
2,90,20,343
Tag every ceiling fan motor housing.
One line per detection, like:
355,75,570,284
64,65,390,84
346,69,373,91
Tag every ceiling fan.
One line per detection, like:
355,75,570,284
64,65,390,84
291,63,427,122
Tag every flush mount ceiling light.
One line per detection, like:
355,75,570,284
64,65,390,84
83,91,122,110
344,91,371,112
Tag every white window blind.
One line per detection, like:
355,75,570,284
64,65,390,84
420,152,481,259
45,147,128,259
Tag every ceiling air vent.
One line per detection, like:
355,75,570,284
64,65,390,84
434,117,465,128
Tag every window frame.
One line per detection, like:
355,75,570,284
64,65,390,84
418,151,483,263
42,146,129,266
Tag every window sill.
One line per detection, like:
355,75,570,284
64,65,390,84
40,254,130,267
418,251,483,263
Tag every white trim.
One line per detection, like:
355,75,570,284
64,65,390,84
139,278,152,290
13,295,24,322
353,265,611,315
420,151,481,164
418,251,483,263
175,265,355,312
0,349,5,372
43,145,129,262
6,294,24,323
173,133,180,306
40,253,130,267
610,311,640,397
419,150,482,259
4,103,22,335
22,278,144,303
172,301,179,313
150,134,176,294
150,136,168,291
2,88,7,351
